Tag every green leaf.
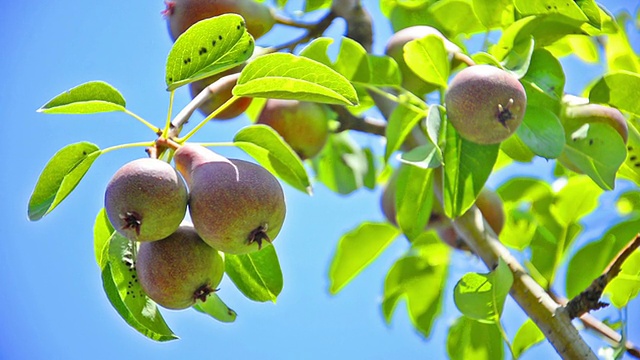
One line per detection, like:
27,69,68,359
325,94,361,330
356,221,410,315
328,222,400,294
193,293,237,323
514,0,589,22
234,124,311,194
515,105,565,159
566,216,640,298
428,0,485,36
500,134,536,163
559,122,627,190
447,316,504,360
94,208,113,268
513,319,545,358
454,258,513,323
38,81,126,114
521,48,565,114
312,132,370,195
604,250,640,308
497,178,553,249
382,233,449,338
225,245,283,302
233,53,358,106
165,14,254,90
102,232,177,341
491,15,586,61
550,175,601,225
301,37,401,87
619,124,640,186
501,35,535,77
395,166,434,241
385,104,425,161
472,0,515,29
304,0,331,12
589,71,640,117
403,35,449,88
443,123,500,218
28,142,101,221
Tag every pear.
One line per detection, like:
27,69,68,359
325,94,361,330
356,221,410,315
104,158,188,242
445,65,527,144
136,226,225,310
174,144,286,254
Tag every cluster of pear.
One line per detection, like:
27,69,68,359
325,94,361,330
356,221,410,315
104,144,286,309
380,170,504,250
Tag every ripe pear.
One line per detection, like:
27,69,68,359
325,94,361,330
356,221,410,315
189,73,252,120
174,144,286,254
163,0,275,41
256,99,330,160
445,65,527,144
136,226,225,310
104,158,188,242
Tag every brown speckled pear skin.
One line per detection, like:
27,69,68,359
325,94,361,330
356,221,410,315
104,158,188,242
174,144,286,254
445,65,527,144
136,226,224,310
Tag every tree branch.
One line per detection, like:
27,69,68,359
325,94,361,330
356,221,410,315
330,105,386,135
431,170,597,359
565,234,640,319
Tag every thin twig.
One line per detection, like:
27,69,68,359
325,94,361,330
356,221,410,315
273,11,337,52
565,234,640,319
330,105,386,135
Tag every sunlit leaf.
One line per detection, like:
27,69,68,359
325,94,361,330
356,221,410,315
395,165,434,241
385,103,425,161
100,229,176,341
193,293,237,323
166,14,254,90
234,124,311,194
443,123,500,218
515,106,565,159
472,0,515,29
382,233,449,338
234,53,358,105
328,222,400,294
312,132,370,195
38,81,126,114
28,142,101,221
454,259,513,323
589,71,640,117
404,35,449,88
513,319,545,358
559,122,626,190
225,245,283,302
447,316,504,360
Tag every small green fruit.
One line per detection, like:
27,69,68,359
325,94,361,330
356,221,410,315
257,99,330,160
163,0,275,41
174,144,286,254
104,158,188,242
136,226,224,310
445,65,527,144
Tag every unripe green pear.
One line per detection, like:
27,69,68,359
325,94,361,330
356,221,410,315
163,0,276,41
256,99,330,160
385,26,462,96
104,158,188,242
163,0,275,41
189,73,252,120
445,65,527,144
174,144,286,254
136,226,225,310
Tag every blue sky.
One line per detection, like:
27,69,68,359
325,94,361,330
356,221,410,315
1,0,638,359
